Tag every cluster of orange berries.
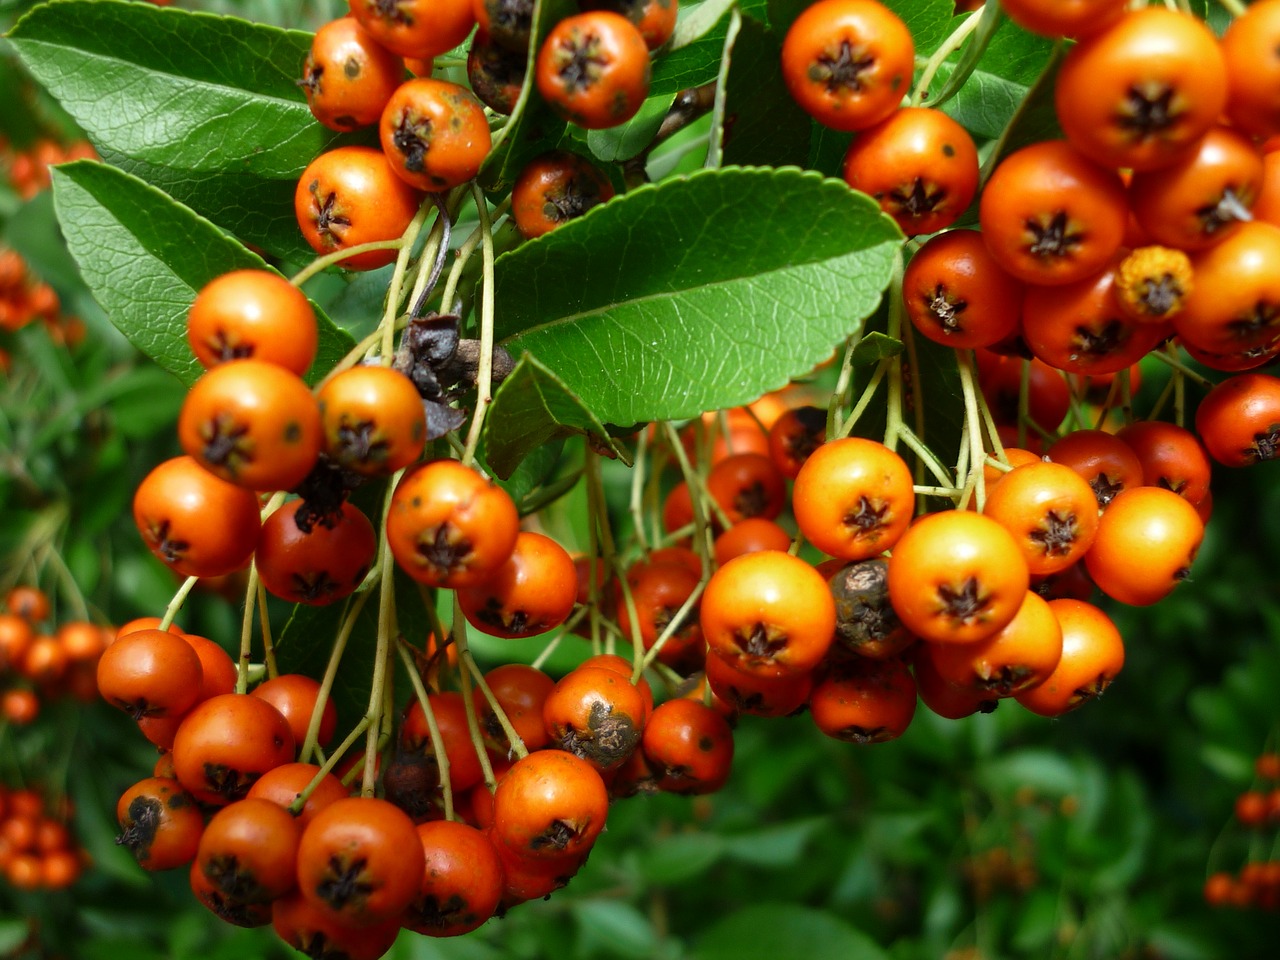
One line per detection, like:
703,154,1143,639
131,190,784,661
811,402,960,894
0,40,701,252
0,135,95,201
0,247,86,358
0,586,109,725
783,0,1280,377
1204,754,1280,911
0,782,86,892
291,0,673,268
97,603,732,955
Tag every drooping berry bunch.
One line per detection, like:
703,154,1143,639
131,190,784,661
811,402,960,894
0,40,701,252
0,782,87,892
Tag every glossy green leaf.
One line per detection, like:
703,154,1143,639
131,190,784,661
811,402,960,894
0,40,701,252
693,905,890,960
587,93,675,164
50,160,352,387
851,330,903,365
715,13,811,169
8,0,341,259
494,166,903,426
482,353,630,479
939,21,1061,145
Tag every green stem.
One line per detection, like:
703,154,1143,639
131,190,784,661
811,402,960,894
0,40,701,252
256,580,277,681
910,9,982,107
289,717,370,815
300,589,371,763
395,640,455,821
661,423,716,577
362,470,403,797
290,238,409,288
461,184,497,468
235,560,261,695
1217,0,1245,15
837,360,889,439
464,650,529,765
450,600,498,791
638,579,707,676
956,353,989,510
378,200,433,363
157,576,198,633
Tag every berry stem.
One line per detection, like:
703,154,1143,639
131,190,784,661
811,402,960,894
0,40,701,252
395,639,455,821
1217,0,1245,15
377,198,433,364
909,9,982,107
955,352,989,510
362,469,404,797
256,579,277,681
157,575,198,632
638,578,707,676
463,650,529,765
450,600,500,789
289,238,409,288
629,428,652,554
586,449,624,659
461,184,498,468
660,422,717,575
289,716,371,816
235,559,261,696
300,584,372,763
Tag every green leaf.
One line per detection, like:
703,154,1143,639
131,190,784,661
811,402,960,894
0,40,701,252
851,331,903,365
978,748,1081,797
587,93,675,164
636,831,727,884
693,905,889,960
482,354,631,479
50,160,352,387
721,816,828,867
920,2,1005,109
715,14,811,169
494,166,903,426
570,901,658,960
8,0,345,260
1011,889,1060,952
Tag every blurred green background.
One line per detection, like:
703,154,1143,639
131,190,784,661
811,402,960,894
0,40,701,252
2,1,1278,958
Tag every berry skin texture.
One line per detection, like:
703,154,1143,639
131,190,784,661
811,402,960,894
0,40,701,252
981,460,1100,576
511,150,615,238
791,436,915,561
700,550,837,677
901,229,1023,350
379,78,492,192
491,749,610,860
536,11,651,129
1221,0,1280,139
886,510,1030,645
133,455,261,579
177,360,322,494
1054,8,1226,173
1194,373,1280,467
347,0,476,60
317,365,426,476
780,0,914,132
295,145,422,271
295,796,425,929
187,269,318,375
386,459,521,588
1015,598,1124,717
1084,486,1203,606
841,107,979,237
979,140,1128,286
300,16,405,132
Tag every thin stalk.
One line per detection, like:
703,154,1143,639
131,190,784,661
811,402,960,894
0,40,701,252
638,579,707,675
289,717,371,815
290,238,408,288
464,652,529,763
450,601,498,790
395,639,454,820
158,576,198,632
235,560,261,695
300,589,372,763
377,200,434,362
956,354,989,510
256,580,277,680
362,471,404,797
461,183,497,467
910,10,982,106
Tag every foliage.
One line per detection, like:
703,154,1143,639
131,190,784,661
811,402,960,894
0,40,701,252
0,0,1277,959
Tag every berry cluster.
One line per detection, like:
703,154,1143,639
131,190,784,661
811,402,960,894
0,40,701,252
1203,753,1280,912
0,586,108,725
0,247,86,357
0,135,95,201
60,0,1280,955
0,782,86,892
